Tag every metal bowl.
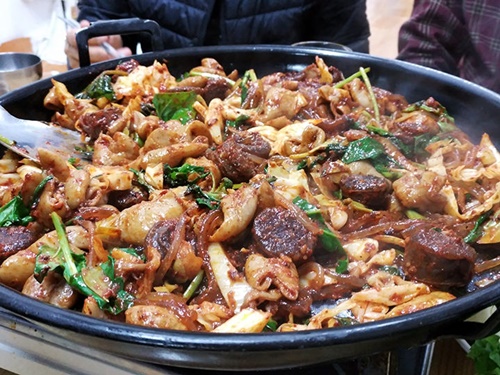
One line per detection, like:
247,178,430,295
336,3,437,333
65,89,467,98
0,52,43,96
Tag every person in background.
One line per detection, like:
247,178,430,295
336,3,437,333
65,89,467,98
397,0,500,94
65,0,370,68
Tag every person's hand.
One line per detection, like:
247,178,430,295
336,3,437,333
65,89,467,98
64,20,132,68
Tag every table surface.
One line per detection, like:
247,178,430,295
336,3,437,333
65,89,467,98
0,341,475,375
0,323,476,375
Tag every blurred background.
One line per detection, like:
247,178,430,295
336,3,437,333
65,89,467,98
0,0,413,75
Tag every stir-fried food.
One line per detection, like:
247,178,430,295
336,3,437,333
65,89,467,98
0,57,499,333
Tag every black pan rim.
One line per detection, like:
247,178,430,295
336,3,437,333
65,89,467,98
0,278,498,350
0,44,499,358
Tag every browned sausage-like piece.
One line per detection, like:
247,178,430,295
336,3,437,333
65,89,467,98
78,107,122,140
339,174,391,209
206,131,271,183
252,207,316,263
0,225,42,262
403,228,476,288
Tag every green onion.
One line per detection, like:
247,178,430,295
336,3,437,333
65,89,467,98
359,67,380,123
183,270,204,300
334,67,371,89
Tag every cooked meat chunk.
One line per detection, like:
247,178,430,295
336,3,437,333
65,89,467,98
108,187,149,211
78,107,122,140
339,174,391,209
206,132,271,183
252,207,316,263
396,111,440,136
389,100,441,143
116,59,140,73
0,225,41,262
167,78,232,103
403,228,476,288
201,78,232,103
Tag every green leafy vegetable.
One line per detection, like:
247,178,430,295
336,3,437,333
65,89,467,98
464,210,493,244
163,163,208,187
342,137,402,179
226,114,250,129
295,141,346,172
30,176,53,208
366,125,391,137
240,69,257,104
366,125,413,158
325,142,348,156
264,318,278,332
292,196,345,254
184,177,236,210
335,259,349,274
0,196,33,227
76,74,115,101
130,168,156,193
34,244,65,280
131,132,145,147
74,144,94,160
140,102,156,116
176,72,191,82
468,335,500,375
342,137,386,163
413,133,440,159
153,91,197,124
379,265,405,277
0,135,14,146
162,163,235,210
35,212,135,315
335,316,358,326
118,247,146,262
405,209,425,220
185,185,221,210
296,159,308,170
333,190,343,200
403,100,457,133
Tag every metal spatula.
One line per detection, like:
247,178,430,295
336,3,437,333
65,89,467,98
0,106,86,162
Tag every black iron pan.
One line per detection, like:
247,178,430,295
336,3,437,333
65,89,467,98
0,40,500,370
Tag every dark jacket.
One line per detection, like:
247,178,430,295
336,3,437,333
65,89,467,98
77,0,370,53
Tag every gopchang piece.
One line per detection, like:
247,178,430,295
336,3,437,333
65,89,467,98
0,56,498,333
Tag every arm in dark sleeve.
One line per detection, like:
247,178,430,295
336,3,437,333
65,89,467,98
76,0,208,51
77,0,144,52
397,0,467,75
308,0,371,53
77,0,133,22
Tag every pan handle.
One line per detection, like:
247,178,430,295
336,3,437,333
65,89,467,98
75,18,164,67
438,304,500,340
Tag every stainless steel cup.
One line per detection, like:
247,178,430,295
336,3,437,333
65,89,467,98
0,53,43,95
